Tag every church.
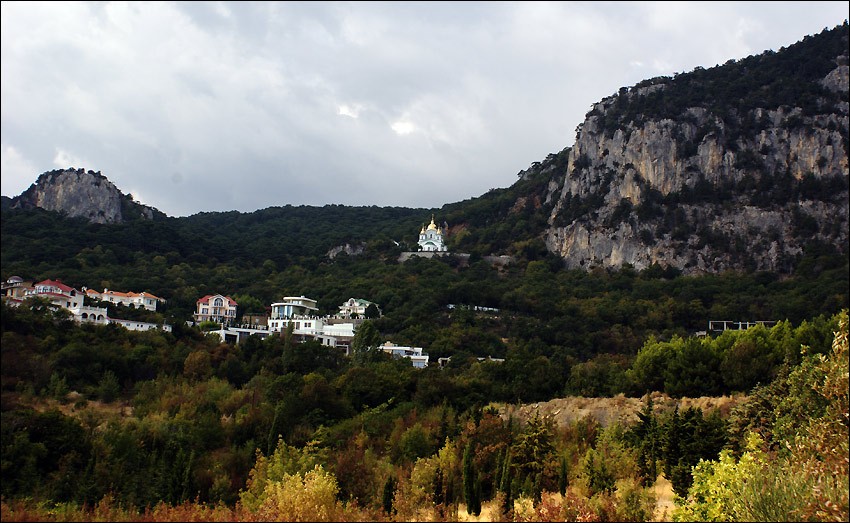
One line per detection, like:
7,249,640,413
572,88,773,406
418,215,447,252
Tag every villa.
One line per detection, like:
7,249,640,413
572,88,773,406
85,288,165,311
194,294,238,325
3,277,170,332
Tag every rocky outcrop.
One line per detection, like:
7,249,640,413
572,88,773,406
541,25,849,275
10,168,162,224
327,242,366,259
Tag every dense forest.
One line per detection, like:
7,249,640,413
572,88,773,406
2,20,849,523
1,299,847,521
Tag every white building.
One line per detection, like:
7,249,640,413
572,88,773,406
338,297,380,318
85,288,165,311
14,280,171,331
380,341,429,368
267,296,356,352
27,279,84,309
269,296,319,325
109,317,172,332
70,304,109,325
418,215,447,252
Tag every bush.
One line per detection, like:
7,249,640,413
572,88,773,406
255,465,340,522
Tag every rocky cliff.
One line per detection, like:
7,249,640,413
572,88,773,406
541,23,849,275
10,168,164,224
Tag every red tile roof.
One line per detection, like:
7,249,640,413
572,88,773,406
35,279,75,293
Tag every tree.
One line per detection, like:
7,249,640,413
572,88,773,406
512,410,556,485
97,370,121,403
558,454,569,496
463,442,481,516
365,303,380,319
499,447,514,515
382,474,397,515
350,320,383,365
628,396,660,486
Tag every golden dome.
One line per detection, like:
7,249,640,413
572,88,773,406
427,215,438,231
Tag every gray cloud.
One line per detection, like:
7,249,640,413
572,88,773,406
2,1,847,216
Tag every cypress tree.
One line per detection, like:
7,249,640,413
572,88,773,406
493,448,505,494
434,466,445,507
558,454,569,496
382,474,397,515
471,471,482,516
499,447,512,493
463,443,475,515
532,472,542,506
500,448,513,516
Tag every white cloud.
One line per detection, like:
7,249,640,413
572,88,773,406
52,149,91,171
391,121,416,136
338,104,362,119
1,1,847,215
1,144,37,195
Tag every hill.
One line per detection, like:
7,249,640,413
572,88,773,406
8,168,166,224
2,25,848,278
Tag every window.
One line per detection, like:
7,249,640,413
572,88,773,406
214,297,224,307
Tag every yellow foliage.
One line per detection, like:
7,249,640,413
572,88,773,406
255,465,340,522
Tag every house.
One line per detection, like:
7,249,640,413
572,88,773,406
380,341,429,368
71,304,110,325
266,296,357,352
1,276,33,303
9,277,171,332
338,297,380,318
418,215,447,252
27,279,84,309
211,296,373,351
85,288,165,311
109,318,173,332
194,294,238,325
269,296,319,324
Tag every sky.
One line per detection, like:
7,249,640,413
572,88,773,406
2,1,848,217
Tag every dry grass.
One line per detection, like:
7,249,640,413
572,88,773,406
652,474,676,522
496,392,746,429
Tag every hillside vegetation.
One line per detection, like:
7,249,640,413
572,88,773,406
1,306,846,521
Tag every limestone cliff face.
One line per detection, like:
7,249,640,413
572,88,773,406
11,168,162,224
542,26,849,275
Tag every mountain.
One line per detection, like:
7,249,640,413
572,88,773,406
517,22,848,275
543,24,848,275
441,22,849,275
3,23,848,277
8,167,165,224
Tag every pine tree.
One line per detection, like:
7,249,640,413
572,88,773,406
634,396,659,486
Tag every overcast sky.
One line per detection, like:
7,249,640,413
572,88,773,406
2,1,847,217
